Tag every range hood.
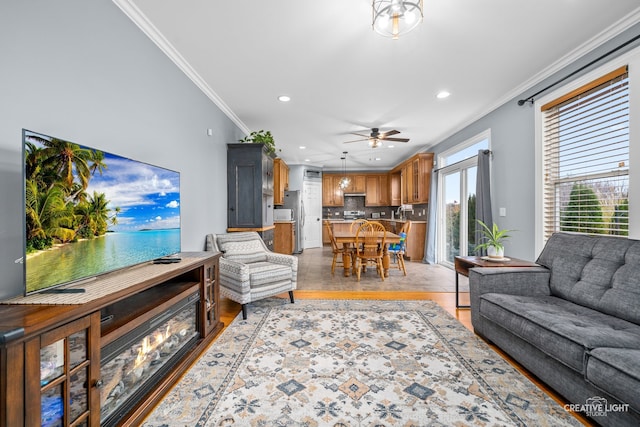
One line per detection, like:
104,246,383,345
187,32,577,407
343,192,366,196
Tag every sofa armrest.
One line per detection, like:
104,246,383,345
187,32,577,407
265,253,298,271
469,266,551,334
218,257,250,286
469,267,551,297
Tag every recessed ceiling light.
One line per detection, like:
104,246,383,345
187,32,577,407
387,144,395,148
437,91,450,99
375,157,381,161
278,95,291,102
304,159,311,162
299,146,306,149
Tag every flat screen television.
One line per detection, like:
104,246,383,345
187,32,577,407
22,129,181,294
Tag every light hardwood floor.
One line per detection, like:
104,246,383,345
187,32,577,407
216,246,590,426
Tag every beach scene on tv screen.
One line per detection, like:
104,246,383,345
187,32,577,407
24,130,181,293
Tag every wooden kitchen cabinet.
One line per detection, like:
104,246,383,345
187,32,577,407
274,222,295,254
401,162,413,205
273,158,289,206
365,174,389,206
322,175,344,206
343,175,366,194
380,220,427,261
389,173,401,206
397,153,433,205
404,221,427,261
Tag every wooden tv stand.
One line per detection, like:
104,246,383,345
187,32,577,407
0,251,223,427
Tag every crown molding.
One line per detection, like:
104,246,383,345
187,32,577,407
112,0,250,135
427,7,640,150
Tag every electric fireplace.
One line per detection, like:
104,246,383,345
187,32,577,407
99,291,200,426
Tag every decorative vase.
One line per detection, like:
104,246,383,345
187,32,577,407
487,245,504,259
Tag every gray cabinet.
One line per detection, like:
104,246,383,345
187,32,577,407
227,143,275,249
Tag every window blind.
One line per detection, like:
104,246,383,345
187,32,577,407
542,66,629,239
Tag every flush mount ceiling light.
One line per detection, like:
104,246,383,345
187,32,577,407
338,151,351,190
372,0,423,40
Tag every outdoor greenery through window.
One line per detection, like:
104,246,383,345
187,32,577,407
439,133,489,265
542,66,629,239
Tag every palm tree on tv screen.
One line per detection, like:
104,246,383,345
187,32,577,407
24,134,118,253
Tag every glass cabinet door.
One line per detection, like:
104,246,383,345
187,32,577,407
202,262,219,337
28,313,99,426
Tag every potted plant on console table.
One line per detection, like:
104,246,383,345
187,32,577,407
475,220,512,259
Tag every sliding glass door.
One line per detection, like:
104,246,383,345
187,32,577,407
437,131,489,268
440,161,477,266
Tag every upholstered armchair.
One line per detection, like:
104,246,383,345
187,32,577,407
205,232,297,319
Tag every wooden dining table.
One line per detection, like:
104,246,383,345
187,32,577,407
333,230,402,277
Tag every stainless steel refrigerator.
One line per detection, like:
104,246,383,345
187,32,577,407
283,190,304,253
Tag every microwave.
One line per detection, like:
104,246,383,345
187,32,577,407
274,209,293,221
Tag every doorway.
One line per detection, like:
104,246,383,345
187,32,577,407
436,131,489,267
303,180,323,248
439,162,477,267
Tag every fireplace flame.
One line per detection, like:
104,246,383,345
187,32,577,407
134,323,172,369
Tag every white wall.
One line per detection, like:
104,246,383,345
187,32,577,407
0,0,243,299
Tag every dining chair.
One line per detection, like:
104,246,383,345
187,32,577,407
388,220,411,275
354,221,387,281
324,220,351,275
349,219,369,233
388,232,407,275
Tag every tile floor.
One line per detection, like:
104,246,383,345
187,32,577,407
295,246,470,293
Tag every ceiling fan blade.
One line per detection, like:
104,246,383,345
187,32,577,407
383,137,410,142
350,132,371,138
380,129,400,138
343,138,369,144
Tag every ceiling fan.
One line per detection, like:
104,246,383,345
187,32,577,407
343,127,409,148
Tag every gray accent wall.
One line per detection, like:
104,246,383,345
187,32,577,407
428,24,640,261
0,1,243,299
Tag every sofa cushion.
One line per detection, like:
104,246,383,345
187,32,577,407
480,293,640,373
246,262,292,288
216,235,268,264
586,348,640,413
536,233,640,325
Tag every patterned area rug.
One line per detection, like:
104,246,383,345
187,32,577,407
143,299,580,426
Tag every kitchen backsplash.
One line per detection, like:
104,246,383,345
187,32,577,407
325,196,428,221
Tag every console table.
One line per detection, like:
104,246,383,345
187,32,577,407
454,255,539,309
0,252,223,427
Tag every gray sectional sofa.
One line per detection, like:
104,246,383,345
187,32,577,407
469,232,640,426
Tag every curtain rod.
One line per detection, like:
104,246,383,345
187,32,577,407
433,149,492,173
517,33,640,106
